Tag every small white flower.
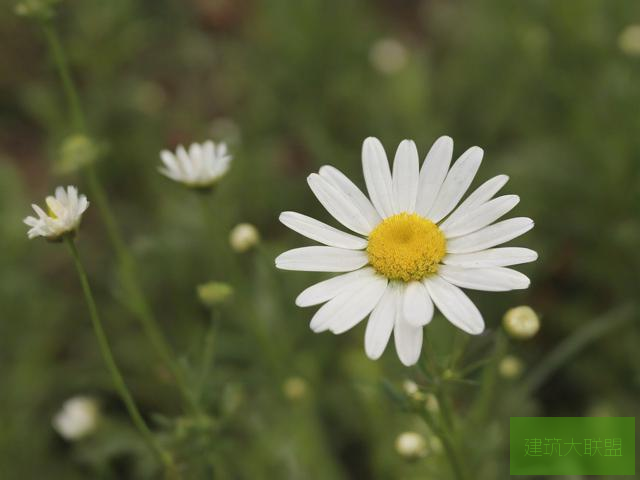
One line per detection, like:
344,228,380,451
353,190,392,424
395,431,428,459
159,140,231,188
24,186,89,240
276,136,537,366
52,396,99,441
229,223,260,252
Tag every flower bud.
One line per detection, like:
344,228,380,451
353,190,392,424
395,431,428,459
619,25,640,56
499,355,524,379
56,135,101,174
229,223,260,252
503,305,540,340
197,281,233,307
424,393,439,414
369,38,408,75
283,376,308,400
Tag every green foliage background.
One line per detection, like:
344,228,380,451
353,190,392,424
1,0,639,478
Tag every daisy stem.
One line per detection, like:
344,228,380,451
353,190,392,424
64,237,175,473
422,336,467,480
197,309,219,401
40,18,201,419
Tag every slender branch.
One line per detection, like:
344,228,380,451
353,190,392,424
64,238,174,471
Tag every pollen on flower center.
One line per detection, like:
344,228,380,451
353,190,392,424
367,213,446,282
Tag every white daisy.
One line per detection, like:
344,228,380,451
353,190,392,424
276,137,537,366
158,140,231,188
24,185,89,240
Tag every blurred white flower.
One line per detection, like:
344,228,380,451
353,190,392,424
52,396,99,441
395,431,428,459
229,223,260,252
499,355,524,379
277,136,537,366
503,305,540,339
369,38,408,74
159,141,231,189
24,186,89,240
618,25,640,56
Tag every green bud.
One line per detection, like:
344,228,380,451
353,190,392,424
56,135,101,174
197,281,233,307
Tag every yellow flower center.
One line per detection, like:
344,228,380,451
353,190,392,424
367,213,446,282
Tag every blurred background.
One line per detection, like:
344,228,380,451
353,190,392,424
1,0,639,478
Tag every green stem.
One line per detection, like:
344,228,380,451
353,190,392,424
40,19,200,417
64,238,174,471
40,24,85,132
197,310,219,401
418,408,466,480
471,330,508,423
421,336,467,480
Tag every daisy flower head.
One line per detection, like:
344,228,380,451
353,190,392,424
158,140,231,190
276,137,537,366
24,186,89,240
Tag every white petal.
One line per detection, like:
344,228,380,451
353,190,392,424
415,136,453,216
443,248,538,268
364,285,397,360
275,247,368,272
279,212,367,249
402,281,434,327
160,151,179,173
394,316,423,366
392,140,419,213
329,276,388,334
309,275,386,332
446,217,534,254
295,267,377,307
319,166,381,231
362,137,395,218
438,265,530,291
441,195,520,238
424,275,484,334
444,175,509,226
307,174,371,235
427,146,483,223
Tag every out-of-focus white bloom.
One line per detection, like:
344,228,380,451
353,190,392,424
499,355,524,379
283,376,308,400
24,186,89,240
159,141,231,189
395,431,428,459
52,396,99,440
369,38,408,74
619,25,640,56
503,305,540,340
229,223,260,252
